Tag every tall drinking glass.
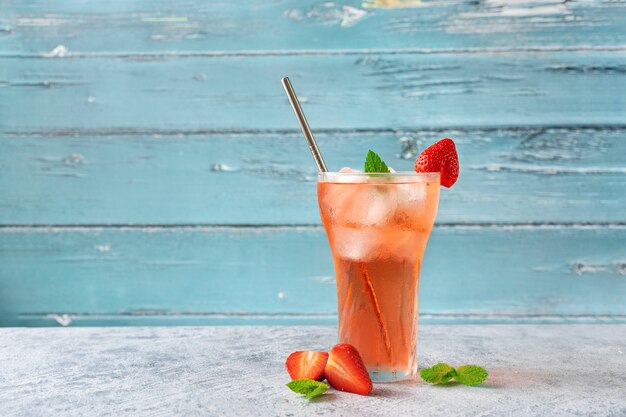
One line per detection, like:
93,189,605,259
318,172,440,382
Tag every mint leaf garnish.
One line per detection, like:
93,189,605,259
364,150,390,173
454,365,489,386
286,379,329,399
420,363,457,384
420,363,488,386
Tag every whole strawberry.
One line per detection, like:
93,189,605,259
414,138,459,188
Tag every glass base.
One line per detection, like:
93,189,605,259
368,369,417,383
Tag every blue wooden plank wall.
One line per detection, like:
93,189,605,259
0,0,625,326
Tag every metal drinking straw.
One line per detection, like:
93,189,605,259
281,77,328,173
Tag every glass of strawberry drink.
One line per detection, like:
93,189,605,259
281,77,459,383
317,139,457,382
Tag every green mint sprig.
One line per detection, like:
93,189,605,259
286,379,329,399
364,150,390,173
454,365,489,386
420,363,488,386
420,363,457,384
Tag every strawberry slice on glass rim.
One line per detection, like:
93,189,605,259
414,138,459,188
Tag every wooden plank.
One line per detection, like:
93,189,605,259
1,326,625,416
1,51,626,131
1,0,626,54
1,226,624,326
1,128,625,225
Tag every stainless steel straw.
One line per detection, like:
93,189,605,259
281,77,328,173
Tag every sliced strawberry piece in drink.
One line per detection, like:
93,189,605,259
285,351,329,381
324,344,373,395
414,138,459,188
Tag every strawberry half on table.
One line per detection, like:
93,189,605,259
324,344,373,396
414,138,459,188
285,351,329,381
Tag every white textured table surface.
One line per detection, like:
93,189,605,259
1,325,625,417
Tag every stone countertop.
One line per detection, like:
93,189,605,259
1,325,624,417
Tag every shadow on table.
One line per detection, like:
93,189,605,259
372,380,420,398
311,369,546,400
309,392,339,403
475,369,545,389
371,368,546,396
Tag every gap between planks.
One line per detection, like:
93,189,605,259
2,45,626,60
1,223,626,232
3,125,626,138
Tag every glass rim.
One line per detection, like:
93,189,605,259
318,171,440,182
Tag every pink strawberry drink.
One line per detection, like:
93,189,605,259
318,141,458,382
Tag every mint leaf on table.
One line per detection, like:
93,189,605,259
420,363,488,386
286,379,329,399
420,363,457,384
454,365,489,386
364,150,390,173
